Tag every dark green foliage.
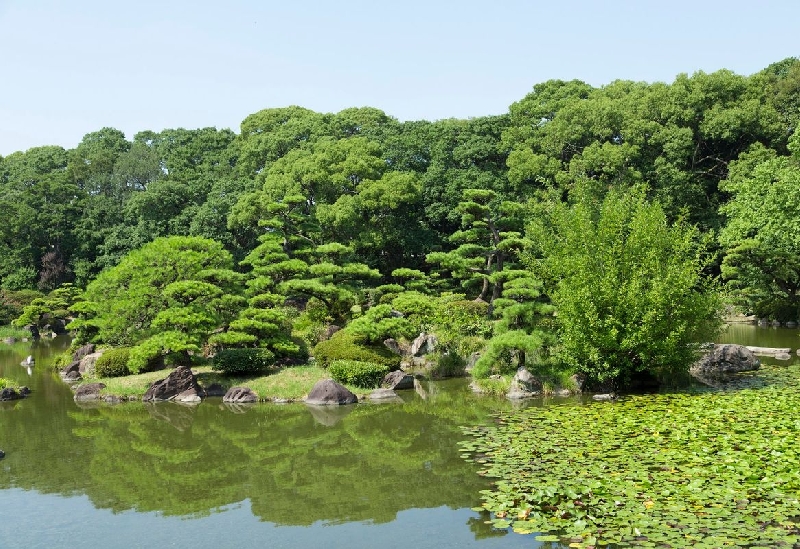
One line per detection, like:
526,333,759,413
212,348,276,375
328,360,389,389
312,331,399,370
0,289,42,325
94,348,131,378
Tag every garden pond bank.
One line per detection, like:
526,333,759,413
1,324,799,548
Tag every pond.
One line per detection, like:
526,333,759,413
0,337,546,549
1,324,796,548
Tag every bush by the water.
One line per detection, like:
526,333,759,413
328,360,389,388
0,377,17,390
94,348,131,378
212,348,276,375
313,331,399,370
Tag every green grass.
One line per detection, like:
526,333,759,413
0,325,30,341
88,364,375,401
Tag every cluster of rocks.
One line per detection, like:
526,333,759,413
384,332,440,371
0,386,30,402
60,343,102,381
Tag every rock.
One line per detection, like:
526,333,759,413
23,324,39,340
367,388,401,401
175,390,202,404
570,373,586,392
74,383,106,402
410,333,438,357
775,352,792,361
64,370,82,381
746,346,791,357
321,325,341,341
555,389,573,397
72,343,96,362
61,360,81,377
0,450,4,458
786,321,798,328
78,351,105,376
465,352,481,372
305,379,357,405
2,337,16,345
690,344,760,379
21,355,34,366
507,368,543,400
383,338,404,356
204,383,227,397
0,388,20,401
223,387,258,403
18,386,30,396
592,393,617,401
103,395,124,404
512,367,542,392
382,370,414,390
142,365,204,402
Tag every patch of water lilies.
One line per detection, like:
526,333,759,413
460,365,800,548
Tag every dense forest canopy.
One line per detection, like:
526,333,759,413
3,58,800,388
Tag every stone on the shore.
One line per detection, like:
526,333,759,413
223,387,258,403
74,383,106,402
305,379,357,405
690,344,760,379
142,365,203,402
382,370,414,390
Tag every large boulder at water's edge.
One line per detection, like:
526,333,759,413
382,370,414,390
305,379,358,405
690,344,760,379
142,365,203,402
78,351,105,376
507,367,543,399
74,383,106,402
72,343,96,362
223,386,258,403
410,333,438,357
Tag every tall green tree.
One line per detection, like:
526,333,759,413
719,134,800,320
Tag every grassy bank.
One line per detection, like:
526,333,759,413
85,364,381,401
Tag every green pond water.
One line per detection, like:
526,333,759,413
1,324,796,548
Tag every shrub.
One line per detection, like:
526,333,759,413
95,348,131,378
0,377,17,390
212,348,276,375
313,330,400,370
328,360,389,389
429,352,466,379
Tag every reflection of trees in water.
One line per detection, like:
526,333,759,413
0,369,517,528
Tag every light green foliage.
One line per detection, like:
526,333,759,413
0,377,18,390
328,360,389,389
343,304,416,344
212,348,276,375
94,348,131,378
719,134,800,320
312,330,400,370
74,236,241,371
528,188,721,387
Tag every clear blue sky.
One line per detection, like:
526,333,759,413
1,0,797,156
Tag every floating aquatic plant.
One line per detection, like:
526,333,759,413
460,365,800,547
